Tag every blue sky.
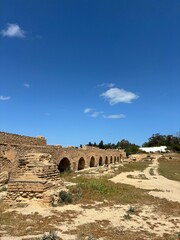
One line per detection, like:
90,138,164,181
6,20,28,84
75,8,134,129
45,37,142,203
0,0,180,147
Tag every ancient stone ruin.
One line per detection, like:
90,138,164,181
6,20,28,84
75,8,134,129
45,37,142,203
0,131,126,204
6,153,64,204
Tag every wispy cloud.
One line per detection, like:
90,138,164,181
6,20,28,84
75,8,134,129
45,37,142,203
0,96,11,101
1,24,26,38
90,111,104,118
84,108,103,118
84,108,93,113
100,87,139,105
98,83,115,88
103,114,126,119
24,83,30,88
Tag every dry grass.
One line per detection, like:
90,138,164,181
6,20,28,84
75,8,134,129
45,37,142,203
60,160,151,183
67,175,180,218
117,160,151,173
158,154,180,182
0,203,76,238
68,176,152,205
68,221,177,240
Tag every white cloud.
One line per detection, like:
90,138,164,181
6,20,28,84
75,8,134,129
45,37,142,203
100,87,139,105
0,96,11,101
84,108,92,113
84,108,103,118
98,83,115,88
1,24,25,38
90,111,103,118
24,83,30,88
103,114,126,119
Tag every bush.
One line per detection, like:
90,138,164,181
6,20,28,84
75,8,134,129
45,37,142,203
59,191,72,204
41,231,58,240
127,206,135,214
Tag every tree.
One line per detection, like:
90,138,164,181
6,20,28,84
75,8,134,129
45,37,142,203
87,142,92,146
98,140,104,149
143,133,180,152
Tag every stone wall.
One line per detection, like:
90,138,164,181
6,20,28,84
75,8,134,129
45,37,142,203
0,132,46,146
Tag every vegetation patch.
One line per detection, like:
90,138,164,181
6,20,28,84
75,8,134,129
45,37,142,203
0,203,76,237
117,160,150,173
127,174,148,179
40,230,59,240
68,176,154,205
67,221,175,240
158,156,180,182
58,191,72,204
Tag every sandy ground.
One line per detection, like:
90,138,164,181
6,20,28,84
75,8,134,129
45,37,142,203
111,154,180,203
2,202,180,240
1,155,180,240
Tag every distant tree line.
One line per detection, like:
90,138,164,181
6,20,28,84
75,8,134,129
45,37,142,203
143,133,180,152
85,139,139,157
83,133,180,155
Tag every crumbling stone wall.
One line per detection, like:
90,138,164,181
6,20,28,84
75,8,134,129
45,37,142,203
0,131,46,146
6,153,64,204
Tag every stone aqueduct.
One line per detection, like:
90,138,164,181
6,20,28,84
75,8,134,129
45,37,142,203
0,131,126,173
0,132,126,204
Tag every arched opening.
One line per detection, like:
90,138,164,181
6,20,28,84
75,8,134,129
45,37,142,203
78,157,85,170
114,157,116,163
90,156,95,167
105,156,108,164
99,156,103,166
58,158,71,173
110,156,113,164
117,157,119,162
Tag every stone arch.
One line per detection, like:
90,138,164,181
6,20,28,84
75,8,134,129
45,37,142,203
90,156,95,167
99,156,103,166
58,157,71,172
105,156,108,164
78,157,85,170
110,156,113,164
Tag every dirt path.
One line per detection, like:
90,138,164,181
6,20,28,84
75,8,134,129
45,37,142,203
111,155,180,203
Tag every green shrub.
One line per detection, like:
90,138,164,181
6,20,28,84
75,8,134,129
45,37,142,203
41,230,58,240
127,206,135,214
59,191,72,204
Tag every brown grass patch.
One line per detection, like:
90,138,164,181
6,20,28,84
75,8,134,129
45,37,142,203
158,154,180,182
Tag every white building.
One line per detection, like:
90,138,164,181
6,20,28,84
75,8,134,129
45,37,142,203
139,146,167,153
